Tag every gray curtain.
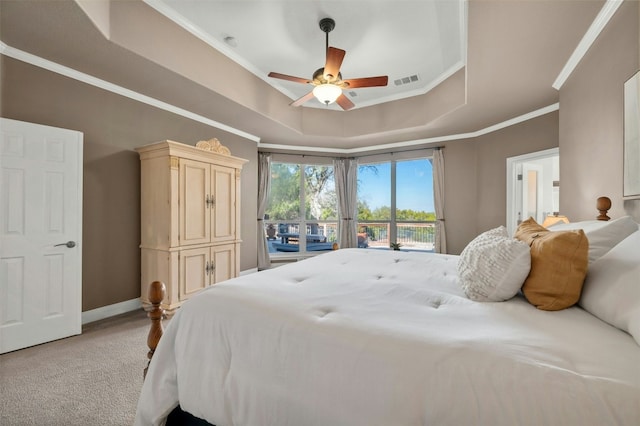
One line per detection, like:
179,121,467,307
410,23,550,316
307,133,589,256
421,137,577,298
334,158,358,248
257,153,272,270
432,148,447,254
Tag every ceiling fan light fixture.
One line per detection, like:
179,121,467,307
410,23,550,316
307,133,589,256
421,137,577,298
268,17,386,111
313,84,342,105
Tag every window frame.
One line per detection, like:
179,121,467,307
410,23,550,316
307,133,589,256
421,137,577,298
262,149,436,259
357,152,435,251
265,158,338,259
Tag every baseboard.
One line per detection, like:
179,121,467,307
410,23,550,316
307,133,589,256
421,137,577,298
82,298,142,325
240,268,258,276
81,269,259,324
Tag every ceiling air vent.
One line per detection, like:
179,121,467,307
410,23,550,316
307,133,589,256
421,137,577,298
394,74,420,86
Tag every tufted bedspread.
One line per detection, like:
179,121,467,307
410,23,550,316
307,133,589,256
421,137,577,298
136,249,640,426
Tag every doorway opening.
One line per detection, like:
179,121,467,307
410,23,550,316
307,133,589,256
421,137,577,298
506,148,559,236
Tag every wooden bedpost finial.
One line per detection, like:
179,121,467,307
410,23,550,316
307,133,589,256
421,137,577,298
596,196,612,221
144,281,166,380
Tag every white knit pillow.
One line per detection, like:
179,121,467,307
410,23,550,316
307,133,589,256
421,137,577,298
458,226,531,302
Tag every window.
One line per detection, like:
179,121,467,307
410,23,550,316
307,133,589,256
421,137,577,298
357,158,435,251
264,162,338,256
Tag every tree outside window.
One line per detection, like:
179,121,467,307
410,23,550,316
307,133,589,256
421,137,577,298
265,163,337,255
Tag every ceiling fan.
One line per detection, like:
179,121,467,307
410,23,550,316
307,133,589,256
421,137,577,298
268,18,388,111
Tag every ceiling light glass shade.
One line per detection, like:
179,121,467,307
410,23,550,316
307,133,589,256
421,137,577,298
313,84,342,105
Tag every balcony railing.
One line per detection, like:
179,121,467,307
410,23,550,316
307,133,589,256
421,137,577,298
264,221,435,253
358,222,435,251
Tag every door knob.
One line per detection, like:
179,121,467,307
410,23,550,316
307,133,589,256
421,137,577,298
55,241,76,248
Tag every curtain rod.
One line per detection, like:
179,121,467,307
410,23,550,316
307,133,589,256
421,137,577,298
386,146,445,155
259,151,342,159
259,145,444,159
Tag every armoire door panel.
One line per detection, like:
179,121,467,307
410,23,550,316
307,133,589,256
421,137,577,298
180,247,209,301
180,159,210,246
212,244,235,284
212,166,235,242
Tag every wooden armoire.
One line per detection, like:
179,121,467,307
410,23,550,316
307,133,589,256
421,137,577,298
136,139,247,311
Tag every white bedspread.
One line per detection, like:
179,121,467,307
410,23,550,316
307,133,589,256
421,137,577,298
136,249,640,426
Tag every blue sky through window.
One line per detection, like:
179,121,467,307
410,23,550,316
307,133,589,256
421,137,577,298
358,159,434,213
358,162,390,214
397,159,434,213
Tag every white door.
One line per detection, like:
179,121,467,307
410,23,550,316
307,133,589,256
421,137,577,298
0,118,83,354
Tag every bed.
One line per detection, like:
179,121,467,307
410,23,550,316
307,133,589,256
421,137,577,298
135,205,640,426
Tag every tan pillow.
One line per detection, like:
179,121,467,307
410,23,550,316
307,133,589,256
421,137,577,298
514,217,589,311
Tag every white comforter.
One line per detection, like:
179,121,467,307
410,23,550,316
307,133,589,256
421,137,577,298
136,249,640,426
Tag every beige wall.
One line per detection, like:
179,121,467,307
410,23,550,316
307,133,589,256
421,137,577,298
559,0,640,222
1,57,258,311
442,112,559,254
473,113,560,233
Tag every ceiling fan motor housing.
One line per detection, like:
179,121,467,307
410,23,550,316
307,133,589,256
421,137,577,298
313,67,342,85
319,18,335,34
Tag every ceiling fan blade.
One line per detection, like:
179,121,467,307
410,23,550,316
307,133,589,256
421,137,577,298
324,47,346,81
335,93,355,111
290,91,316,107
342,76,388,88
268,72,311,85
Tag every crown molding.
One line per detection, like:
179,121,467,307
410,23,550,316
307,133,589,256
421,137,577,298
259,103,560,154
0,41,260,143
2,41,557,155
552,0,623,90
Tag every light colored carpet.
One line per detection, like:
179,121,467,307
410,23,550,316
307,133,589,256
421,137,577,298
0,309,154,425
